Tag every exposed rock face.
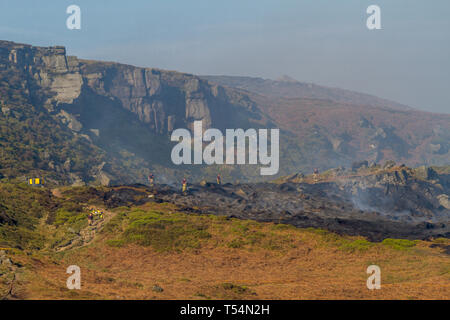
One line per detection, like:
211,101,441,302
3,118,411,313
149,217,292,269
0,42,83,107
0,40,448,184
0,40,269,184
0,40,258,136
80,62,217,133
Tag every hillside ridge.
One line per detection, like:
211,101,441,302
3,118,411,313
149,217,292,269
0,40,449,186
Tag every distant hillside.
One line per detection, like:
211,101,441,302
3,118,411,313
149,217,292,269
202,75,450,169
200,75,412,111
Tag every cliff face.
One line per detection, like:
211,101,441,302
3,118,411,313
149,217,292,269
0,40,448,185
0,41,82,105
78,61,259,133
0,40,258,135
0,40,271,184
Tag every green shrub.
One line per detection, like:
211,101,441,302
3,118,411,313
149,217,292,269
108,210,212,252
382,238,417,250
54,209,86,226
339,239,374,252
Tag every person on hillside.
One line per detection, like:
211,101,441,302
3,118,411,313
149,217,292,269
182,178,187,194
148,173,154,187
88,212,94,226
313,168,319,183
216,174,221,185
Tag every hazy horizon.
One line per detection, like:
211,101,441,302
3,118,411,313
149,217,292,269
1,0,449,114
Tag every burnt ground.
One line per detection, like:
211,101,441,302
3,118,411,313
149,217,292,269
100,177,450,242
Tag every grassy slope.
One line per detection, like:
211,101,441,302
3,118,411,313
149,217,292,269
0,184,449,300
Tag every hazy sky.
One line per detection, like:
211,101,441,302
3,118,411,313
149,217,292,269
0,0,449,113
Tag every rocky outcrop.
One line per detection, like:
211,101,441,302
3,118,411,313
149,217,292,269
276,164,450,228
0,41,258,135
79,62,218,132
0,40,271,184
0,41,82,107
